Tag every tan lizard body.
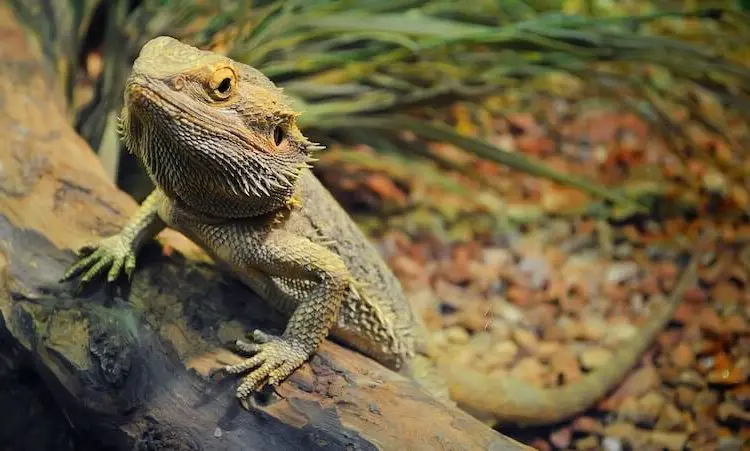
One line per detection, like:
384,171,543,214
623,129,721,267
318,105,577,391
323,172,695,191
62,36,697,425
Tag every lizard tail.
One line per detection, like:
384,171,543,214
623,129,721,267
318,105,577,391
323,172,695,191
437,240,701,426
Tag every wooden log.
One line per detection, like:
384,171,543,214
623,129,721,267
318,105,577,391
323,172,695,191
0,6,531,451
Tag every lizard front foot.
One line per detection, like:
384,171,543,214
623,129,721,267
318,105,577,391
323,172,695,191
221,330,311,399
60,235,137,286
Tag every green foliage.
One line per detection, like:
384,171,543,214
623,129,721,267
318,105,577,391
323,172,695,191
8,0,750,211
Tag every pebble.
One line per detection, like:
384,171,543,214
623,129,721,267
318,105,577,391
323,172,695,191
717,401,750,423
574,436,600,450
616,396,641,422
493,300,526,324
671,343,695,369
675,385,696,409
489,318,511,341
512,327,538,351
635,392,666,425
482,247,513,267
528,438,551,451
536,341,563,361
717,436,744,451
649,431,688,451
677,369,707,389
606,261,640,284
445,326,470,344
581,317,607,341
580,347,613,370
603,422,637,439
655,402,684,431
572,416,603,434
707,365,746,385
693,389,720,415
558,315,585,340
549,426,572,449
601,436,623,451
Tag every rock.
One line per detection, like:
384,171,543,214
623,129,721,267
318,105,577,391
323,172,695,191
711,281,740,306
518,255,551,290
606,261,640,284
528,438,552,451
707,365,747,385
571,416,603,434
675,386,696,409
512,328,539,352
649,431,688,451
671,343,695,369
729,384,750,408
549,426,572,449
455,307,492,333
616,396,641,422
677,369,707,389
489,318,511,341
536,341,563,361
493,300,526,324
693,389,720,415
655,402,685,431
717,436,744,451
698,307,723,335
603,422,637,439
580,347,613,370
574,436,600,450
725,314,748,334
445,326,470,344
635,392,666,425
581,317,607,341
542,324,566,341
482,247,514,267
506,285,533,307
601,436,623,451
558,316,585,340
717,401,750,423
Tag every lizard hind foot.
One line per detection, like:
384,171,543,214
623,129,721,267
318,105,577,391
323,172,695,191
223,330,310,399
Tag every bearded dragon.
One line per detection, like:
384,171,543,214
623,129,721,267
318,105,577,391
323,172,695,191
61,36,699,426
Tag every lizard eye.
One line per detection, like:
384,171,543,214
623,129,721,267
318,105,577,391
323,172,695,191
217,78,231,94
209,67,235,100
273,126,285,146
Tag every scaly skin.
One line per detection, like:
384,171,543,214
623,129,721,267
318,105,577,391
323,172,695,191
62,36,698,425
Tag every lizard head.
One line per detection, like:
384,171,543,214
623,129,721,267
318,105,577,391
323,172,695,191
120,36,321,218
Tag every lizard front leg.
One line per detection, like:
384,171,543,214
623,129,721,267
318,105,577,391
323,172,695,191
212,227,350,399
61,189,167,285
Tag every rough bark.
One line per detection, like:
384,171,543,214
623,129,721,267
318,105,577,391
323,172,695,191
0,6,530,451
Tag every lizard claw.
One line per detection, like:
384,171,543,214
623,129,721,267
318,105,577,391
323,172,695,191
60,234,138,287
221,331,310,400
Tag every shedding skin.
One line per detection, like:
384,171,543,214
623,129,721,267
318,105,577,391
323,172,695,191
62,36,699,425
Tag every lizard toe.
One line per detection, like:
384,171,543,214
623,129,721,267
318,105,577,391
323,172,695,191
225,336,311,399
234,339,261,354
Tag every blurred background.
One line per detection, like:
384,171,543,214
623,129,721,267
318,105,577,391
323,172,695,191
7,0,750,449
